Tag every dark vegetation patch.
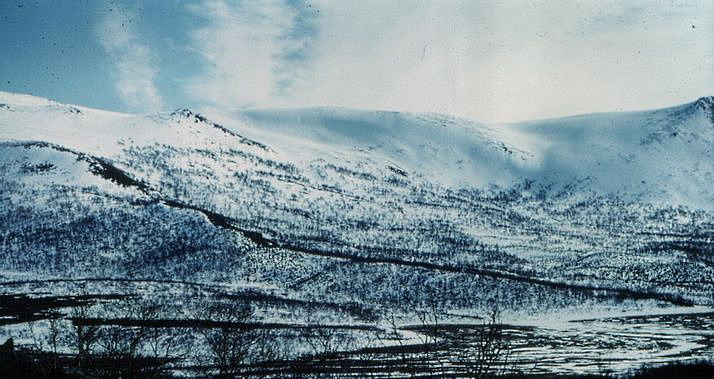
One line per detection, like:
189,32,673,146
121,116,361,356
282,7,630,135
640,237,714,268
6,141,151,191
625,360,714,379
0,344,174,379
217,291,378,322
0,278,377,322
270,239,695,306
20,162,55,174
70,318,379,332
323,163,378,181
85,157,147,190
160,199,274,247
4,141,275,249
0,294,129,325
387,164,408,177
66,106,82,115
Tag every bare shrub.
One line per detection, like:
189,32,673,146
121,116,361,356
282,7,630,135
67,302,101,370
198,301,276,378
455,309,512,378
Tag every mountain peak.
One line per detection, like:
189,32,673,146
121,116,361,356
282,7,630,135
171,108,213,125
694,96,713,108
693,96,713,123
171,108,195,117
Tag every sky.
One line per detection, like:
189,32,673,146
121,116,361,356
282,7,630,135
0,0,712,123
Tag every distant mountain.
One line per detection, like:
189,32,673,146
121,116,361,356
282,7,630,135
224,97,714,209
3,91,711,207
1,91,712,319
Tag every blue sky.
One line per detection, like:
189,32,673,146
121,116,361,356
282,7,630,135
1,0,712,122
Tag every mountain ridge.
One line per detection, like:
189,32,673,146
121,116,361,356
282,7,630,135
2,91,712,209
1,90,712,324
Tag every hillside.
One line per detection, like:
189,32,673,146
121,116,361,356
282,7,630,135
0,91,712,320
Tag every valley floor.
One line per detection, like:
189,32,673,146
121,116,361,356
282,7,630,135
0,279,712,378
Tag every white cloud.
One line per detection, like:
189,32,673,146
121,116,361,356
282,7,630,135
97,6,163,113
186,0,714,122
185,0,313,109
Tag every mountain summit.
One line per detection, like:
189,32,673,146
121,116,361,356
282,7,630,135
6,91,711,207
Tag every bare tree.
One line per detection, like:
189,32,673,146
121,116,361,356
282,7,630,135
46,317,63,365
92,298,186,378
63,297,182,378
376,306,512,378
25,317,66,375
67,302,101,370
303,328,356,360
144,326,193,378
456,309,511,379
410,302,450,377
198,301,275,378
377,311,419,378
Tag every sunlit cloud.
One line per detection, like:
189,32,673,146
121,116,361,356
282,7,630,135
184,0,713,122
185,0,317,109
96,5,163,113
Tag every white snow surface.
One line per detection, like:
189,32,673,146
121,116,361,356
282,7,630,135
1,91,712,209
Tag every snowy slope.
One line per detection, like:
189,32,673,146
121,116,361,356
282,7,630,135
501,97,714,209
208,97,713,208
2,91,712,208
0,92,267,158
1,90,713,316
219,107,534,188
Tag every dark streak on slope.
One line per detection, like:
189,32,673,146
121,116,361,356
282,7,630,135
86,157,148,190
0,294,129,325
0,277,224,289
3,141,272,247
7,141,151,192
72,317,380,331
161,199,274,247
387,165,408,177
0,278,377,321
270,241,694,306
171,108,271,151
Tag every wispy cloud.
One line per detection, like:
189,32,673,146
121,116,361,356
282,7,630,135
96,5,163,113
185,0,317,109
183,0,713,122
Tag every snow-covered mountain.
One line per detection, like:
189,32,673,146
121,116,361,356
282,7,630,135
3,91,711,208
226,98,714,209
0,91,712,320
